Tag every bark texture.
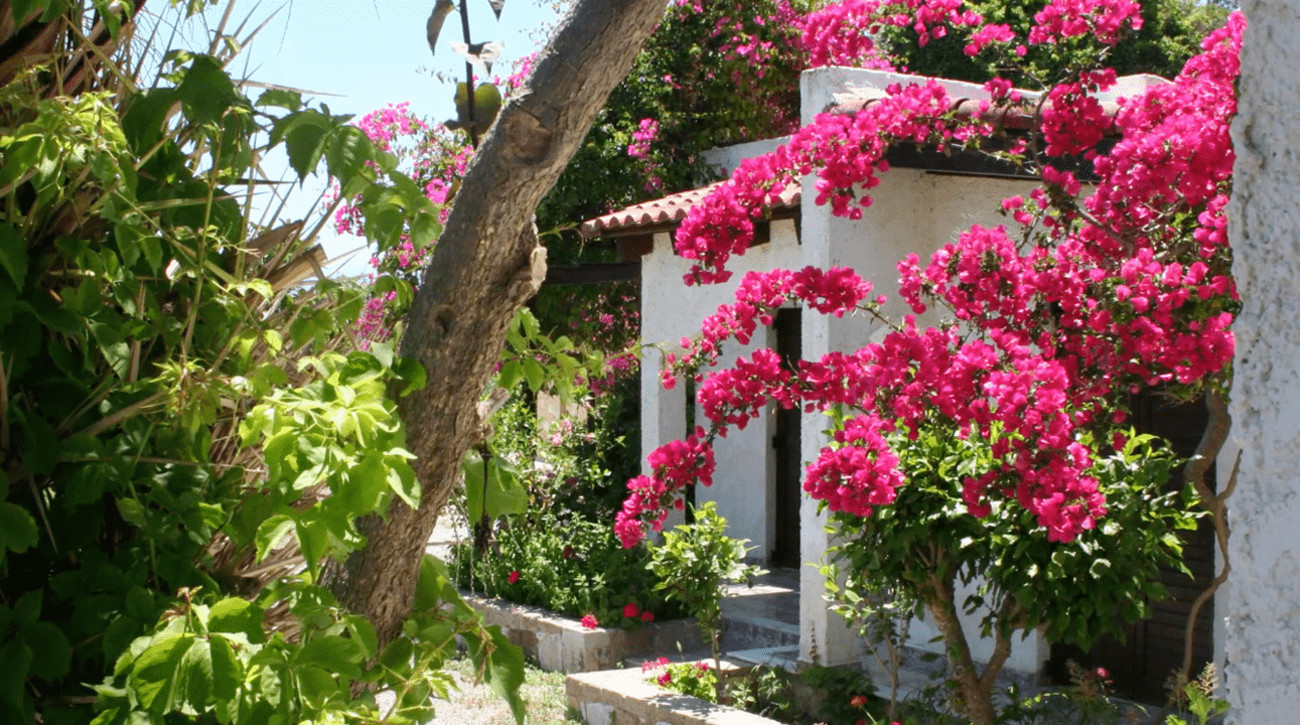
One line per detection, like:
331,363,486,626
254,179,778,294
322,0,667,643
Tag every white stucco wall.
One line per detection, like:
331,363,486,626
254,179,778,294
640,221,803,560
702,137,792,180
1225,3,1300,720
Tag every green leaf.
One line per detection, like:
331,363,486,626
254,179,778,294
255,88,303,111
295,664,339,708
295,518,328,572
497,360,523,391
521,357,545,393
0,638,33,708
326,125,376,195
379,636,414,674
208,635,241,702
393,356,427,396
273,110,335,180
208,598,265,643
254,514,294,563
386,459,420,510
22,622,71,681
181,639,215,711
121,87,181,153
477,627,526,724
463,450,527,522
128,634,196,714
297,635,363,679
177,55,241,125
10,0,47,27
0,502,38,554
0,222,27,289
339,452,388,514
116,498,148,528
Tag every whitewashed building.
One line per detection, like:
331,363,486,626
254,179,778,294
580,66,1223,703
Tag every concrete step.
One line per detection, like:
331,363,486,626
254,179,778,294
726,645,800,673
719,615,800,651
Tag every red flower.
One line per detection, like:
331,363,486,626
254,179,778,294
640,656,670,673
580,613,599,630
507,570,520,584
850,694,869,707
562,545,575,559
640,611,655,623
623,601,641,618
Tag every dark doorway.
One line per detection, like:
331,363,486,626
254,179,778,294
771,308,802,568
1046,392,1217,703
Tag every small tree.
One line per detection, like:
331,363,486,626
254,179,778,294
647,502,764,701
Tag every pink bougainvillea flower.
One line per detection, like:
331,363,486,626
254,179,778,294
580,613,599,630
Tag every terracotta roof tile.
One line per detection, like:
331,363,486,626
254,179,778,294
579,181,800,239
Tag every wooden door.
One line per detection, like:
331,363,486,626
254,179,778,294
1046,392,1216,703
771,308,802,568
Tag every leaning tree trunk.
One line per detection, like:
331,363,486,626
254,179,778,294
322,0,666,644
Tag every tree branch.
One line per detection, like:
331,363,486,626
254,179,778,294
1180,389,1235,683
323,0,668,644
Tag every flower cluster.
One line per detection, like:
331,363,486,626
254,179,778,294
622,600,655,622
627,118,659,159
1027,0,1143,46
801,0,982,68
674,80,987,285
617,4,1243,549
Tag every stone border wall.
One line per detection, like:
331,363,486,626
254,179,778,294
462,591,703,673
566,668,781,725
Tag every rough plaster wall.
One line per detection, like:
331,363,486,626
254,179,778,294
1225,2,1300,720
640,223,802,559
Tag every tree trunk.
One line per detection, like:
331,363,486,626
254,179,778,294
924,573,997,725
321,0,667,644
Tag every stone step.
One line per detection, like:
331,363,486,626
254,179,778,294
726,645,800,673
719,615,800,651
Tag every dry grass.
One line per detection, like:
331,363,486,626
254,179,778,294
428,657,585,725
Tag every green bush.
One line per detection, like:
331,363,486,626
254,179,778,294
451,515,684,627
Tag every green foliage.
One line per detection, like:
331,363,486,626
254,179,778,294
725,666,798,721
1165,663,1230,725
798,665,882,725
648,501,764,683
451,514,684,627
0,4,525,722
451,381,668,627
653,660,719,702
92,558,523,725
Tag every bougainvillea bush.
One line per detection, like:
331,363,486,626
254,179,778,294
615,1,1242,722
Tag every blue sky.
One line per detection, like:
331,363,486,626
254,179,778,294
186,1,568,273
232,0,563,122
